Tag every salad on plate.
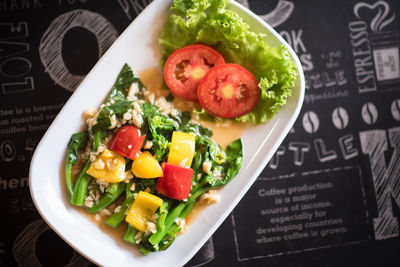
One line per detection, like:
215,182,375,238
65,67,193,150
65,0,297,255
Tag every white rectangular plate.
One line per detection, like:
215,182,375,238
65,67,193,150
30,0,305,266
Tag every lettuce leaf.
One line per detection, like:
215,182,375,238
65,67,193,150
159,0,297,124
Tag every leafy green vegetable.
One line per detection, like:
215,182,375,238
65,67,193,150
90,63,143,149
65,131,89,197
213,138,242,186
106,63,145,103
141,102,180,161
92,100,133,132
159,0,297,124
69,64,141,207
89,182,125,213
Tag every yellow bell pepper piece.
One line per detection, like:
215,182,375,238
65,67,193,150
86,149,125,183
131,151,163,178
167,131,195,167
125,191,163,232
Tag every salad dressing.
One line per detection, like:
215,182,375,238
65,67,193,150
84,206,128,240
184,198,210,228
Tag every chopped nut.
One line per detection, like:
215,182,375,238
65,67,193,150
202,161,212,174
133,102,142,115
123,171,133,181
99,208,112,217
108,114,117,129
97,145,106,153
123,110,133,121
89,152,97,162
179,158,188,168
116,120,122,128
174,218,186,230
143,140,153,149
199,189,220,204
135,231,143,244
94,159,105,170
145,221,157,234
114,205,122,213
96,179,109,194
83,108,97,119
130,182,136,191
105,159,112,169
84,196,94,208
130,110,143,128
127,83,139,101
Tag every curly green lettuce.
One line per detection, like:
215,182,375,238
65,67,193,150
159,0,298,124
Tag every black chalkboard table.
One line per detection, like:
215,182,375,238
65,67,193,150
1,0,400,266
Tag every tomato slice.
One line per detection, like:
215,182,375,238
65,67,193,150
197,63,260,118
108,125,145,160
156,162,193,200
164,44,225,101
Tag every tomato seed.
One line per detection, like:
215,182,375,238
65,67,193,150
202,57,214,69
175,59,190,82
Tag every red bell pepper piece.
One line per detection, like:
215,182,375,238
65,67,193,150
156,162,193,200
108,125,145,160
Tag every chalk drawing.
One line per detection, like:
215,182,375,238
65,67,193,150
236,0,294,28
354,1,395,33
314,138,338,162
12,219,91,266
187,237,215,267
269,146,285,169
0,140,16,162
391,99,400,121
302,111,319,134
361,102,378,125
288,142,310,166
39,9,118,92
360,127,400,239
332,107,349,130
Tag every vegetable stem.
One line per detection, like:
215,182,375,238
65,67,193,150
65,131,89,198
89,182,125,213
105,195,134,227
70,160,92,206
65,163,74,197
148,186,210,246
124,224,138,244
